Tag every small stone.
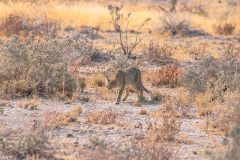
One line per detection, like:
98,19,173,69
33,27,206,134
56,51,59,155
68,117,77,123
66,133,74,138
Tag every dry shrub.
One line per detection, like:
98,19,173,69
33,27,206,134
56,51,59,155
194,92,215,116
180,56,218,95
145,41,174,63
213,22,236,35
147,65,180,88
160,13,191,37
97,87,115,101
184,52,240,132
175,88,192,108
0,37,77,98
174,88,193,118
0,14,60,38
88,136,106,148
210,92,240,133
71,105,83,115
108,5,151,57
77,77,86,92
150,89,162,102
147,118,181,142
85,131,176,160
0,14,25,36
86,109,117,125
44,105,82,128
0,132,50,159
181,3,208,17
181,51,240,98
189,42,207,60
19,99,39,110
85,139,175,160
127,140,175,160
89,74,106,88
70,39,109,65
152,99,181,142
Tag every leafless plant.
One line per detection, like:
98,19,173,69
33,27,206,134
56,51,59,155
213,23,236,35
0,131,51,159
86,109,117,125
108,5,151,57
160,14,191,37
181,3,208,16
170,0,178,12
151,98,182,142
145,41,174,63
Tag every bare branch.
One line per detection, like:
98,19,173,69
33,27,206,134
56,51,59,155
108,5,151,57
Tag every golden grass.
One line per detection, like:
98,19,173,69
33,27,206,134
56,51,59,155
1,0,239,35
19,99,39,110
44,105,82,128
96,87,115,101
0,1,158,32
150,88,162,102
86,109,117,125
175,88,192,108
89,74,106,88
153,98,181,119
194,92,215,116
210,92,240,134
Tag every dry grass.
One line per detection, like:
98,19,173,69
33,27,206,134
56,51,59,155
19,99,39,110
189,42,208,60
147,117,181,142
77,77,86,92
213,22,236,35
129,139,176,160
144,41,174,63
0,0,239,36
0,13,60,37
0,37,77,99
175,88,192,108
174,88,193,118
44,105,82,129
150,88,162,102
89,74,106,88
194,92,215,116
147,65,181,88
0,1,158,33
210,92,240,133
0,131,50,159
85,139,175,160
160,13,192,37
86,109,117,125
152,98,182,142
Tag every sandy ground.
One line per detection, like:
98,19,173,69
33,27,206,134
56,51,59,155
0,86,225,159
